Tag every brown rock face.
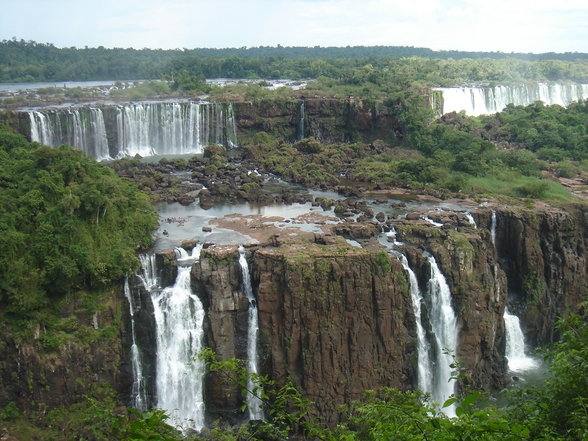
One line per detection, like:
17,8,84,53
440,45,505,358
191,245,249,423
190,242,416,425
476,206,588,347
0,290,123,412
233,98,403,144
251,246,415,424
398,225,507,392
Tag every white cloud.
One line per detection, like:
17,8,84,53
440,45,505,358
0,0,586,52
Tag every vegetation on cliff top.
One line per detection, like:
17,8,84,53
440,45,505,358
0,126,158,320
241,99,585,203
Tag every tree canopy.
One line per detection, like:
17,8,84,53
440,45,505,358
0,127,157,317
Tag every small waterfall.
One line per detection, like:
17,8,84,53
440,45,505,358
433,82,588,116
425,254,458,415
465,211,477,228
398,254,433,394
150,246,206,430
28,102,238,159
298,101,305,140
123,277,147,410
504,308,538,372
238,246,264,420
421,215,443,227
490,210,497,247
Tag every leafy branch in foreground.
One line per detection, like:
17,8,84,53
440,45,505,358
198,348,334,441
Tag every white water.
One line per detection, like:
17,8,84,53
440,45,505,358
123,277,147,410
384,229,436,397
298,101,305,140
504,308,538,372
465,212,476,228
490,210,497,247
421,215,443,227
138,253,158,291
238,246,264,420
29,108,111,160
28,102,237,159
150,247,206,430
398,255,433,394
425,254,458,415
433,83,588,116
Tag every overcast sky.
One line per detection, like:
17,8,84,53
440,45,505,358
1,0,587,53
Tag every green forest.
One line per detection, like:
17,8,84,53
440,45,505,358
0,128,157,321
2,39,588,84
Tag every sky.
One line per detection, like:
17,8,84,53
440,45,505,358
1,0,587,53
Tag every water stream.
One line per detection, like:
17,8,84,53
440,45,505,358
150,246,206,430
123,277,147,410
425,254,458,415
504,308,539,372
238,246,264,420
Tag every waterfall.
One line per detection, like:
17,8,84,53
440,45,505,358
504,308,538,372
115,102,237,157
384,229,438,402
29,108,111,160
433,82,588,116
425,254,458,415
398,255,433,394
465,211,476,228
238,246,264,420
298,101,305,141
490,210,497,247
421,215,443,227
123,277,147,410
28,102,238,159
150,246,206,430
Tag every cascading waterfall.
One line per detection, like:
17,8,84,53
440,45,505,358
433,82,588,116
123,277,147,410
150,246,206,430
298,101,305,140
425,254,458,415
489,210,537,373
490,210,497,247
503,308,538,372
28,102,237,159
398,254,433,394
238,246,264,420
385,230,440,402
465,211,476,228
29,108,111,160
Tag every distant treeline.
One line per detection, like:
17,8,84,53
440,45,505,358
2,39,588,84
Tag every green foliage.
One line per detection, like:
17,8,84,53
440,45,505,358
2,39,588,85
198,348,331,441
203,143,228,158
0,127,158,318
475,100,588,161
337,388,528,441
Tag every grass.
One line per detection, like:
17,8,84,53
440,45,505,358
466,175,573,203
